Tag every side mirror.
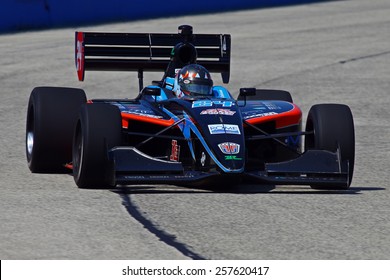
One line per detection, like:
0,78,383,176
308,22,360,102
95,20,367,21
238,88,256,106
239,88,256,96
142,87,161,96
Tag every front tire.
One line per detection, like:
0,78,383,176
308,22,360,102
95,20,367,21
305,104,355,189
73,103,122,189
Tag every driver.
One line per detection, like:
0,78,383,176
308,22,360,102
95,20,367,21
173,64,213,98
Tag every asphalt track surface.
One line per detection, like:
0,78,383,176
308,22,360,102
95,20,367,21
1,0,390,260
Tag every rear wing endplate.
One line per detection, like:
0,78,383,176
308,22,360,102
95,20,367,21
75,27,231,84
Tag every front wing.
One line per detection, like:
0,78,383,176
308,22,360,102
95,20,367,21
109,147,350,188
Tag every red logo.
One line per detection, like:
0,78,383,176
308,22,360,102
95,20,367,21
200,109,236,116
75,32,85,81
170,140,180,161
218,142,240,154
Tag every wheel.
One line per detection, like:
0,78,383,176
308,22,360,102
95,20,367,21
305,104,355,189
26,87,86,173
238,89,293,102
73,103,122,189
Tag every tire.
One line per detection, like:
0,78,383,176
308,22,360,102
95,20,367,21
26,87,86,173
305,104,355,189
238,89,293,102
73,103,122,189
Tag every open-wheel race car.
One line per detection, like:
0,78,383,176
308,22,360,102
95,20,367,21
26,25,355,189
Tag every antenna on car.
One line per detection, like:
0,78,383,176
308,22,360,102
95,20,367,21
141,26,194,92
178,25,194,42
161,25,197,81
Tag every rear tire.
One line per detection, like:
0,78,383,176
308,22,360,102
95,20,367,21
305,104,355,189
26,87,86,173
73,103,122,189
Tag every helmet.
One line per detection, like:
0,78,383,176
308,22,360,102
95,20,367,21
174,64,213,98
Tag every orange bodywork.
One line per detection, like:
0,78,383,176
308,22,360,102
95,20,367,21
245,104,302,129
121,112,175,129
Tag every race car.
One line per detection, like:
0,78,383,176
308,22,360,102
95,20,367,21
26,25,355,190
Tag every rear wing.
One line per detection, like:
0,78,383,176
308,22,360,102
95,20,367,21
75,25,231,87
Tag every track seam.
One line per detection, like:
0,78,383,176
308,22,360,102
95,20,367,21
255,50,390,87
118,192,206,260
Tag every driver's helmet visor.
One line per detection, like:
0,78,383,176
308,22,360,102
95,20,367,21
180,81,213,96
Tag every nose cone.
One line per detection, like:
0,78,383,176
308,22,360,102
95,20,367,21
191,99,245,173
215,139,245,171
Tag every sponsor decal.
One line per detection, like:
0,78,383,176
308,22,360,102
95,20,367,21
150,175,170,179
124,175,145,179
201,152,206,167
285,135,301,147
243,111,277,120
263,102,281,110
170,140,180,162
192,100,234,108
241,101,295,120
218,142,240,154
122,109,163,119
174,174,195,179
208,124,241,135
225,155,242,161
200,108,236,116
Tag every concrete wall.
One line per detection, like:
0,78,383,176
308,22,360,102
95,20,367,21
0,0,326,33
